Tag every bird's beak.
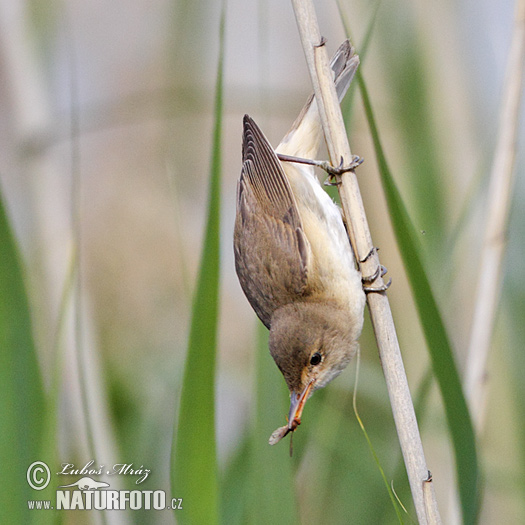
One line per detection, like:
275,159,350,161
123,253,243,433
288,380,314,430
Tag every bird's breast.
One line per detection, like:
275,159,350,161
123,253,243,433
282,163,364,318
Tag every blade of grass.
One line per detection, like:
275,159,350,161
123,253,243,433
505,277,525,512
0,187,45,523
352,349,407,524
358,72,480,524
220,327,296,525
248,324,298,524
170,2,226,523
31,253,78,525
376,4,447,263
220,432,252,524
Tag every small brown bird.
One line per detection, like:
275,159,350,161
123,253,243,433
234,41,365,446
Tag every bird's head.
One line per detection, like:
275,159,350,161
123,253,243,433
269,301,360,436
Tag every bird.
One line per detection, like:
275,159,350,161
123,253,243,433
233,41,366,446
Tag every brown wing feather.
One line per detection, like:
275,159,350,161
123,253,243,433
241,116,302,227
234,116,311,328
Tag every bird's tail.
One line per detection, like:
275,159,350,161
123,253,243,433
276,40,359,160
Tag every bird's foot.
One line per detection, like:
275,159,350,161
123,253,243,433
323,155,364,186
276,153,363,186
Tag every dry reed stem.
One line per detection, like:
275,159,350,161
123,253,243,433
446,2,525,523
464,0,525,431
290,1,442,523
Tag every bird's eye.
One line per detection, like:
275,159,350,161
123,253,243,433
310,352,322,366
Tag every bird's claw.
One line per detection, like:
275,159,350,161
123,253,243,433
362,265,387,283
360,246,379,263
362,263,391,293
323,155,364,185
363,277,392,294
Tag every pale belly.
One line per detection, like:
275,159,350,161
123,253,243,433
283,163,365,321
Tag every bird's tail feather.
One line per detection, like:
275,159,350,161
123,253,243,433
276,40,359,160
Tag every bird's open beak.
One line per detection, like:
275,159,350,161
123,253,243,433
288,380,314,430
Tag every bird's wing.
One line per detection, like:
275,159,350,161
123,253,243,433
234,115,312,328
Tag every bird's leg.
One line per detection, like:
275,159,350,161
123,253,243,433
276,153,364,185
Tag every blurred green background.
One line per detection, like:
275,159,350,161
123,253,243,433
0,0,523,523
